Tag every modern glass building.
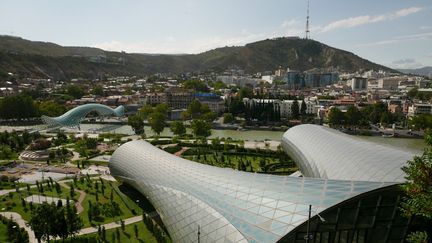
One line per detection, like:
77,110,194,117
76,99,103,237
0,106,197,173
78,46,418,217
109,125,419,243
281,124,415,183
41,103,124,128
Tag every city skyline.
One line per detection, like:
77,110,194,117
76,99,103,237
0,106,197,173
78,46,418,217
0,0,431,69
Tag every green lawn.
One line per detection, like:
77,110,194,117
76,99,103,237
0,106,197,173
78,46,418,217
182,153,297,174
0,221,9,242
0,181,29,190
55,221,167,243
0,178,142,228
70,178,143,228
0,180,80,222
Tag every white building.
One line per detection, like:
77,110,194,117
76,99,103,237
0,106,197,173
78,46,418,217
408,103,432,116
378,77,406,90
350,77,368,91
243,98,317,118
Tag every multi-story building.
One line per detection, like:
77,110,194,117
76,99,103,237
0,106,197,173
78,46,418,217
350,77,368,91
281,70,303,89
243,98,317,118
408,103,432,116
166,87,193,109
143,92,168,106
142,87,193,109
194,93,225,115
304,69,339,88
279,100,316,118
377,77,405,90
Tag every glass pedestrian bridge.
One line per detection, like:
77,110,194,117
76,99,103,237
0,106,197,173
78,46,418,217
41,103,124,129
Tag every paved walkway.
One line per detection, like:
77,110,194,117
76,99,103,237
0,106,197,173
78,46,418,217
24,195,67,205
0,212,147,243
77,215,143,235
59,181,86,214
174,147,188,156
0,212,37,243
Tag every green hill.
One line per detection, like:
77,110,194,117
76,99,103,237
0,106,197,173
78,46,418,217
0,35,394,79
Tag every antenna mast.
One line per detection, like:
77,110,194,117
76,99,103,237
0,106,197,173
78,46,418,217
305,0,310,39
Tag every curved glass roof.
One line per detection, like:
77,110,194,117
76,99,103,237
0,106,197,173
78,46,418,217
109,140,393,243
281,124,416,183
41,103,124,128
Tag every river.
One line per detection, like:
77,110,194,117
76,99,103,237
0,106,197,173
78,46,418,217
0,124,425,153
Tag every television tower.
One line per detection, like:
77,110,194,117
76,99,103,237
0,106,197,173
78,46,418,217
305,0,310,39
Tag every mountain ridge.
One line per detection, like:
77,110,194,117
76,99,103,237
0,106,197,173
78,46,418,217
0,35,396,79
398,66,432,77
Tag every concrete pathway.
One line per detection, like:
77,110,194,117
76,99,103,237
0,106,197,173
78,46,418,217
174,147,188,157
24,195,67,205
59,181,86,214
0,212,37,243
0,212,148,243
77,215,143,235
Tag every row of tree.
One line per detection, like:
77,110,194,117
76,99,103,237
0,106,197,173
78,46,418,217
0,214,29,242
226,97,309,122
327,103,403,127
0,94,68,120
29,200,82,242
0,130,41,159
128,101,215,138
128,103,169,135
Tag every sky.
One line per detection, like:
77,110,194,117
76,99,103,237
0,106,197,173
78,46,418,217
0,0,431,69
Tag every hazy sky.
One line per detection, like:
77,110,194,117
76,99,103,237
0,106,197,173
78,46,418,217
1,0,431,69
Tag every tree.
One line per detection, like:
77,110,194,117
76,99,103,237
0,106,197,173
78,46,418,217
116,228,120,242
182,100,202,120
0,94,38,120
92,85,104,96
407,87,419,99
170,121,186,136
202,111,217,122
259,159,266,172
137,105,155,120
0,145,13,160
38,100,67,117
29,203,55,242
134,224,138,238
291,99,300,119
238,87,253,99
400,134,432,242
70,184,75,198
191,119,211,138
409,114,432,130
223,113,235,124
120,219,125,231
182,79,209,92
128,115,144,135
380,111,392,126
154,103,169,116
212,80,226,90
328,107,345,126
66,85,86,99
148,112,166,135
226,97,245,116
300,100,307,116
345,105,362,127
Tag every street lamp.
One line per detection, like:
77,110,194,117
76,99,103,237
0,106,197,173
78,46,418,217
305,205,326,242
